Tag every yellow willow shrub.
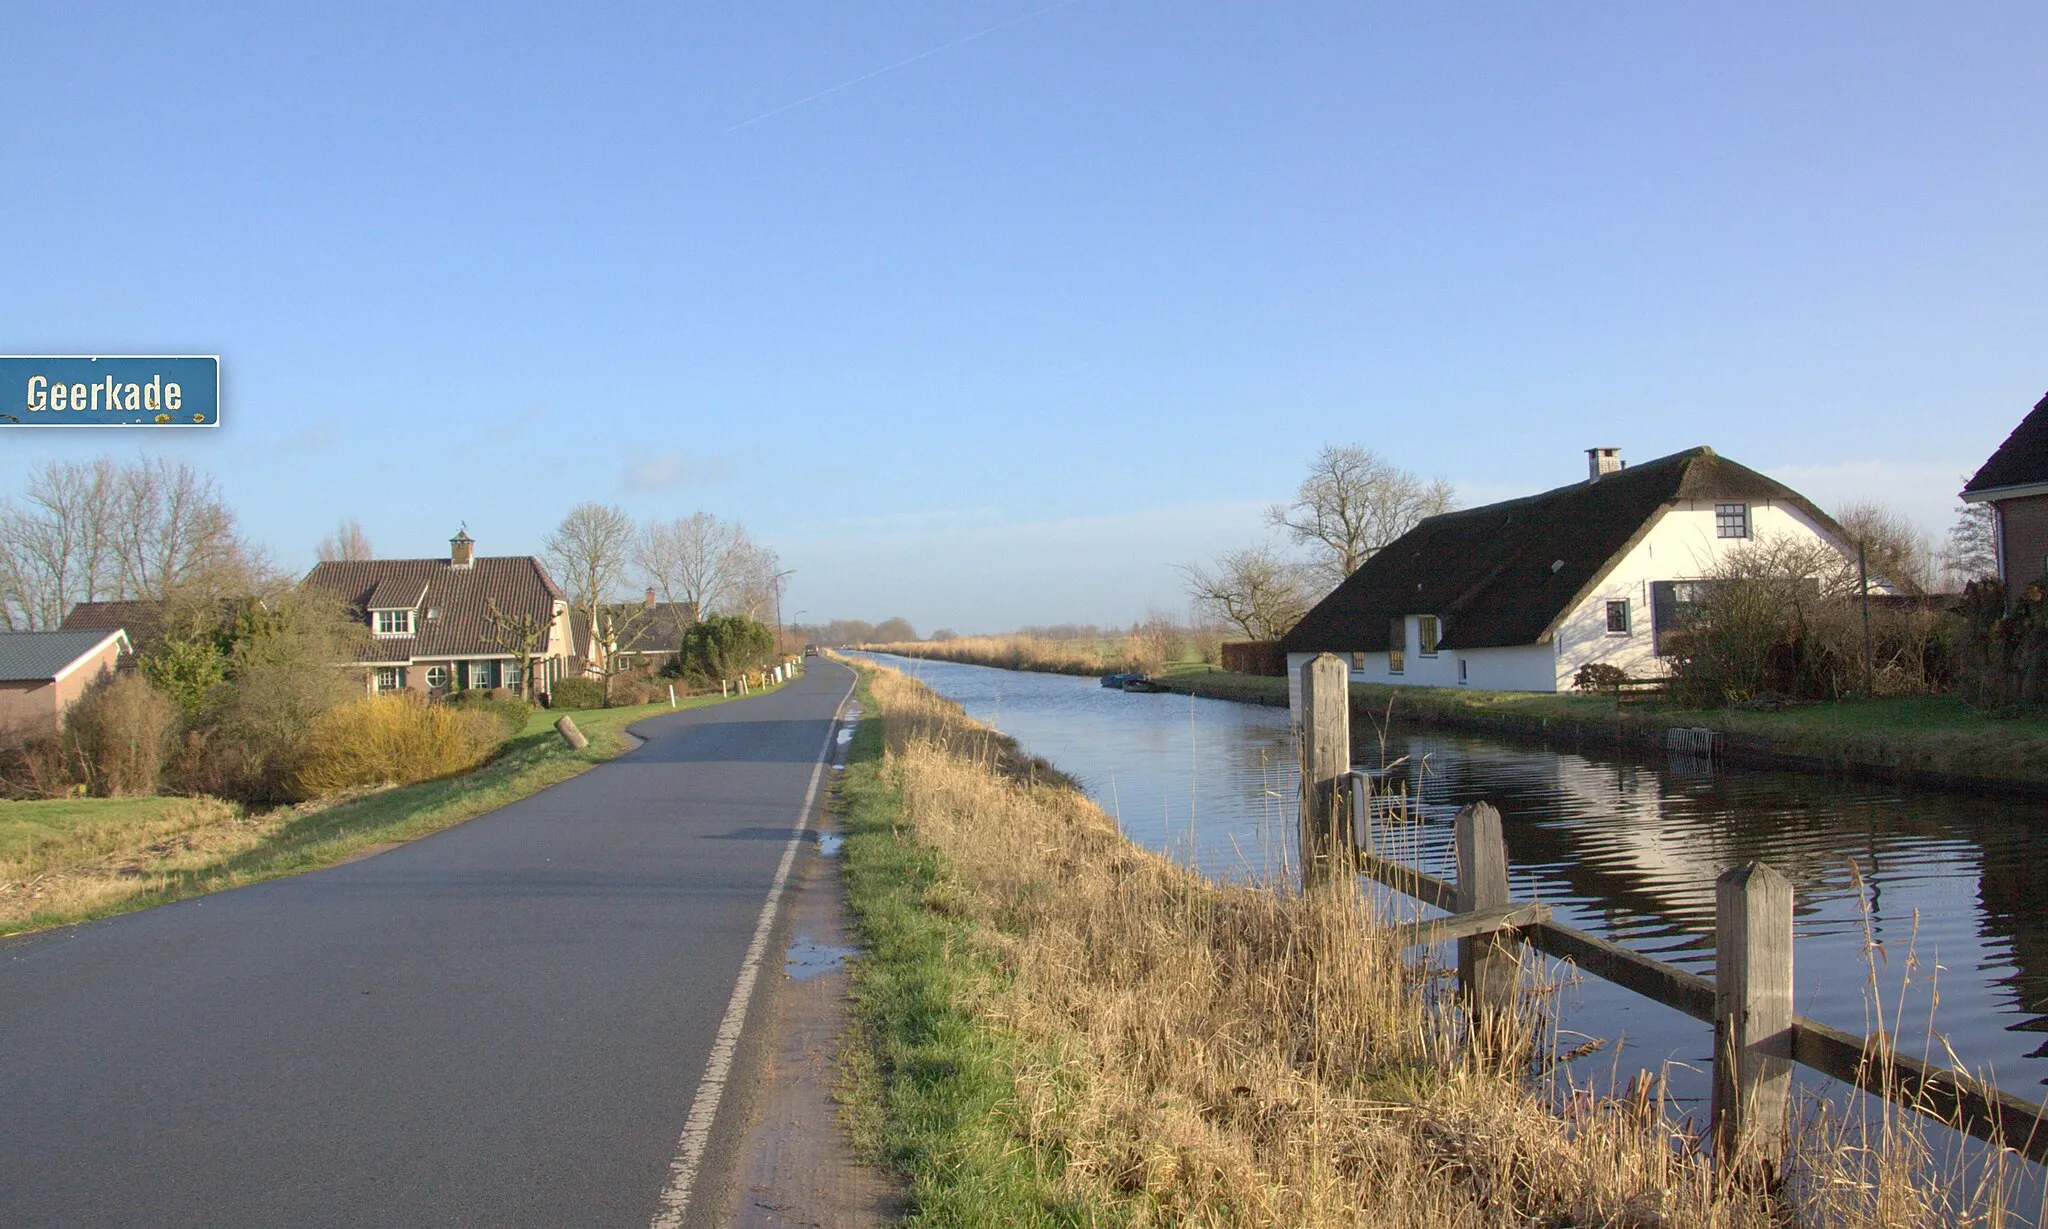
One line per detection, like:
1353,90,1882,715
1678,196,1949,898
293,694,504,798
863,659,2008,1227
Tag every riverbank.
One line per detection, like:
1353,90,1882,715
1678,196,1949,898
1159,667,2048,797
867,644,2048,797
0,687,779,937
835,657,1986,1225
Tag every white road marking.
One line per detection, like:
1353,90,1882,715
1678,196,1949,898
650,677,854,1229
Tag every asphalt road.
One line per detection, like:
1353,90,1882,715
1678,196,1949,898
0,658,856,1228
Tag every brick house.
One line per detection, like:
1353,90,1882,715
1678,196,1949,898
299,531,577,699
0,629,132,734
1962,391,2048,596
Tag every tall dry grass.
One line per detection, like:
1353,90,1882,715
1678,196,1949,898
863,633,1152,675
0,796,263,931
860,661,2022,1226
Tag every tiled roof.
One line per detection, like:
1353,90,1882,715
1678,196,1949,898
60,600,167,643
365,577,429,610
1281,447,1849,654
0,630,128,682
618,603,697,655
1964,392,2048,496
301,556,566,663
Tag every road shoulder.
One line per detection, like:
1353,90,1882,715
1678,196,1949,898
726,820,903,1229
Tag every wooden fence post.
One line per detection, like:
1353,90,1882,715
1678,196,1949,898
1346,769,1373,857
1455,803,1515,1027
1712,861,1794,1182
1297,653,1352,889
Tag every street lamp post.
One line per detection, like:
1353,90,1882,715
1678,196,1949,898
771,569,796,655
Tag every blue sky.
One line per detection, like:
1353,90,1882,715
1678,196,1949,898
3,2,2043,633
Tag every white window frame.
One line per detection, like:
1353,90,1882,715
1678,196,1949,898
1715,503,1750,539
373,667,402,692
503,662,523,689
424,664,449,689
374,609,414,636
1605,599,1632,635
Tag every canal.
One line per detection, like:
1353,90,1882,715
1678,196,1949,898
858,652,2048,1172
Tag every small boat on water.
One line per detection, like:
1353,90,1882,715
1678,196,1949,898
1101,672,1169,693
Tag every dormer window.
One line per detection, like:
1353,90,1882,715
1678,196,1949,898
375,609,415,636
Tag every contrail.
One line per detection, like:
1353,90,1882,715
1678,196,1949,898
726,0,1087,133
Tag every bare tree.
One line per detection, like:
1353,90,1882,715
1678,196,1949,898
1833,501,1934,594
1267,445,1454,587
0,458,119,629
111,457,251,604
1177,544,1314,640
635,512,746,616
544,503,637,655
483,597,550,702
723,540,784,621
586,601,660,706
0,457,251,629
1944,489,1998,588
317,519,374,562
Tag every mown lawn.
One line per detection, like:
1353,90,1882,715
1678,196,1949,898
0,683,786,937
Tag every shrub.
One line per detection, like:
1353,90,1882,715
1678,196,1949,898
677,615,775,687
292,693,505,798
138,637,227,719
445,688,534,739
66,674,181,796
0,728,87,799
1573,662,1631,694
549,676,606,710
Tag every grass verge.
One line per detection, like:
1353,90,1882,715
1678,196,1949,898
0,685,783,938
836,656,2015,1226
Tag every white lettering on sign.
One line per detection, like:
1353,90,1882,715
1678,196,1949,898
22,373,192,415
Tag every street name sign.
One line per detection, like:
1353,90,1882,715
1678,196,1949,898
2,356,219,427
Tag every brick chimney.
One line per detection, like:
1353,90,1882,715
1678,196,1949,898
450,529,475,569
644,586,657,610
1586,447,1621,481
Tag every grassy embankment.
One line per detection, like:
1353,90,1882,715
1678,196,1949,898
867,638,2048,794
0,685,783,937
836,657,1997,1227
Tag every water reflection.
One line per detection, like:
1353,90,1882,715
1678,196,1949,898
859,654,2048,1131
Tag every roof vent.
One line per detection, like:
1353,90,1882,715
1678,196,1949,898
1586,447,1621,481
1551,559,1565,573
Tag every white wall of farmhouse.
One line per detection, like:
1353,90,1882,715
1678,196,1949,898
1285,496,1855,716
1549,498,1850,689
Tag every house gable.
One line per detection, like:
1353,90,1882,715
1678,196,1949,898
301,555,568,664
1963,391,2048,501
1280,446,1854,657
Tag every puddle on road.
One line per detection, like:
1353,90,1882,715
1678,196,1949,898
816,831,844,857
785,933,857,980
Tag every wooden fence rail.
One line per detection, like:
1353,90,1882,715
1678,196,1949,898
1295,653,2048,1173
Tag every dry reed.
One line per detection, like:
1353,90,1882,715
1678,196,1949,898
859,660,2022,1227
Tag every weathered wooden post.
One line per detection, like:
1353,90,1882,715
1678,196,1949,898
554,715,587,750
1345,769,1373,858
1712,861,1794,1182
1455,803,1515,1026
1297,653,1352,889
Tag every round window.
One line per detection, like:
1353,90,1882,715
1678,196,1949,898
425,665,449,689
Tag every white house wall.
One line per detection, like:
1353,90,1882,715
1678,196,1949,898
1547,499,1853,690
1286,496,1857,706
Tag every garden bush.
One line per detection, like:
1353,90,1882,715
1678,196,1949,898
677,615,775,688
548,676,606,710
66,674,181,796
445,687,534,739
293,693,505,798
